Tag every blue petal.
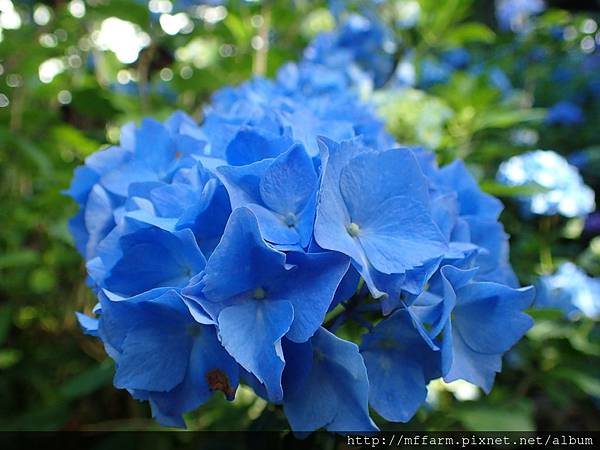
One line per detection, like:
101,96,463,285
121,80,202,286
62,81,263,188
437,160,503,220
355,195,447,274
431,192,459,241
65,165,99,204
85,145,131,176
443,325,502,393
218,146,317,247
179,182,230,256
437,269,534,391
314,139,381,293
149,401,187,428
330,265,361,311
465,217,519,287
101,160,158,198
226,128,293,166
112,293,193,392
429,265,476,338
245,203,300,245
68,210,89,257
315,141,447,298
267,251,349,343
454,283,534,354
134,118,177,173
75,312,99,336
282,107,355,156
217,300,294,402
339,149,431,222
84,184,116,259
360,310,440,422
151,325,239,416
201,208,287,302
281,338,313,399
259,144,318,216
150,183,198,218
283,328,377,433
217,159,271,209
103,226,205,296
123,209,177,233
338,149,447,274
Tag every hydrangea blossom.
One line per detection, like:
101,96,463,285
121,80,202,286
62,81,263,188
419,58,452,88
585,212,600,235
69,19,533,433
535,262,600,320
442,48,471,70
304,13,396,89
495,0,546,33
497,150,596,218
545,100,584,125
64,113,208,261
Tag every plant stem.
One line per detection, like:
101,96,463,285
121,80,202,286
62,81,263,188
138,44,156,115
252,2,271,77
539,216,554,273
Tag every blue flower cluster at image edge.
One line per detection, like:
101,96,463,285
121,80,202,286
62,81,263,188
68,20,534,432
535,263,600,320
495,0,546,33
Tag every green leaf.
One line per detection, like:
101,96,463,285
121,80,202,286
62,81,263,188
2,404,69,431
525,308,566,321
51,126,100,158
0,349,23,369
14,137,53,175
29,268,57,294
446,22,496,45
479,181,549,197
527,319,572,341
552,368,600,397
419,0,474,45
59,360,115,400
0,250,38,269
70,88,121,121
456,401,534,431
473,108,546,131
224,13,252,47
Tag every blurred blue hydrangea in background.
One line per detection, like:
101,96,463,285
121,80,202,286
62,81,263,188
495,0,546,33
535,263,600,320
546,100,585,126
497,150,596,218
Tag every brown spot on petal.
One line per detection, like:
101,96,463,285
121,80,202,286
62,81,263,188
206,368,236,399
175,151,182,159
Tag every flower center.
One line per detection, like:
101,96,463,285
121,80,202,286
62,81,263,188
346,222,361,237
253,287,267,300
283,212,297,228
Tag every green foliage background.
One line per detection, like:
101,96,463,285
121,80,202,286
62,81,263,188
0,0,599,434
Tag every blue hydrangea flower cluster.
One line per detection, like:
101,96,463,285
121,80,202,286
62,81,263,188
535,263,600,320
545,100,585,126
495,0,546,33
304,13,396,90
407,49,512,96
585,212,600,235
68,26,534,432
497,150,596,218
